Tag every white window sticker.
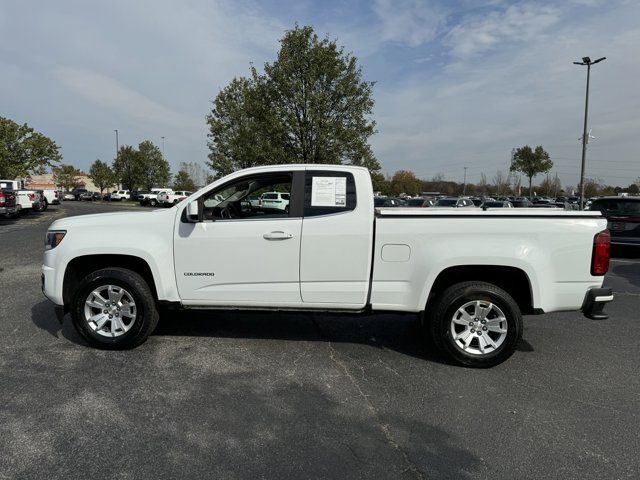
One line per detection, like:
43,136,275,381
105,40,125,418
311,177,347,207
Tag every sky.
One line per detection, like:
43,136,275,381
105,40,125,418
1,0,639,187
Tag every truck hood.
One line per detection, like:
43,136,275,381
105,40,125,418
48,208,175,231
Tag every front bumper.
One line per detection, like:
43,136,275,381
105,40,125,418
582,287,614,320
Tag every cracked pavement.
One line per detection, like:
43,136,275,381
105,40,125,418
1,201,639,479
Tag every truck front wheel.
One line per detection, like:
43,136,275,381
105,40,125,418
428,281,522,368
70,268,159,349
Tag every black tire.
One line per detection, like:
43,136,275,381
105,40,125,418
71,268,159,350
428,281,522,368
120,197,126,202
43,198,49,210
149,199,157,207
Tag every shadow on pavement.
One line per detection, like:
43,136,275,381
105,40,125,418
32,300,537,365
609,263,640,287
31,299,89,347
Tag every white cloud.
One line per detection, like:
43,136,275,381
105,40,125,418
371,2,640,185
445,3,560,58
54,66,199,131
373,0,446,46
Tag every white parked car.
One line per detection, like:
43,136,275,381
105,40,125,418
157,190,192,206
260,191,290,212
42,165,613,367
62,193,75,201
110,190,131,201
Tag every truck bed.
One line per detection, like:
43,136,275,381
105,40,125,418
375,207,603,218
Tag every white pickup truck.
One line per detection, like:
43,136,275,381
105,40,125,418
42,165,613,367
157,190,193,206
0,180,40,212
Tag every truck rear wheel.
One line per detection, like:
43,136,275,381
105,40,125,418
70,268,159,349
428,281,522,368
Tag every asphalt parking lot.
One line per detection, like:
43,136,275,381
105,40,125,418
1,201,639,480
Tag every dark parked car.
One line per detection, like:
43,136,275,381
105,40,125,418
481,201,513,208
71,188,88,200
434,197,475,208
511,199,533,208
589,197,640,248
80,192,101,201
374,197,402,207
406,197,435,207
0,188,19,218
131,190,148,201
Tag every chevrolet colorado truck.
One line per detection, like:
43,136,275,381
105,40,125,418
42,165,613,367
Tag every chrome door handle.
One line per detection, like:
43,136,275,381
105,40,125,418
263,231,293,240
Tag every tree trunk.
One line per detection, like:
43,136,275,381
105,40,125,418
528,176,533,197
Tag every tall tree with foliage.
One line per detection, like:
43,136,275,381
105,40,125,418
207,25,379,176
173,170,196,191
389,170,421,196
112,145,142,191
138,140,171,190
0,116,62,178
510,145,553,196
88,159,115,196
52,164,82,191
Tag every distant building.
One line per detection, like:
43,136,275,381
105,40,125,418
23,172,116,192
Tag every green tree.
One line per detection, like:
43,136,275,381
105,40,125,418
510,145,553,196
113,145,143,191
173,170,196,191
389,170,421,196
0,116,61,178
52,164,82,191
88,159,115,197
207,25,379,176
138,140,171,190
370,171,390,195
582,178,601,198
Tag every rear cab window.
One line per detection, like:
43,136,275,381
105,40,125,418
592,199,640,216
304,171,357,217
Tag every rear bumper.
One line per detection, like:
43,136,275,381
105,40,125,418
582,287,614,320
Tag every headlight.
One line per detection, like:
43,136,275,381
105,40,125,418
45,230,66,250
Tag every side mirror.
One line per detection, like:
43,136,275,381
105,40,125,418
185,198,203,223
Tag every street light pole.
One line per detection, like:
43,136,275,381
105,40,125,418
114,129,119,159
161,136,165,160
463,167,468,196
573,56,605,210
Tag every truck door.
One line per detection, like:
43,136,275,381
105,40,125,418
174,171,304,306
299,169,374,306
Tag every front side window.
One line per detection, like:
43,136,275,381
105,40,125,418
201,173,292,221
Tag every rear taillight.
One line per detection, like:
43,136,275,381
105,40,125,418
591,230,611,276
28,193,35,201
0,192,5,206
54,191,59,198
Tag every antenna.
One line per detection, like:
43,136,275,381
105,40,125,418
578,128,596,144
